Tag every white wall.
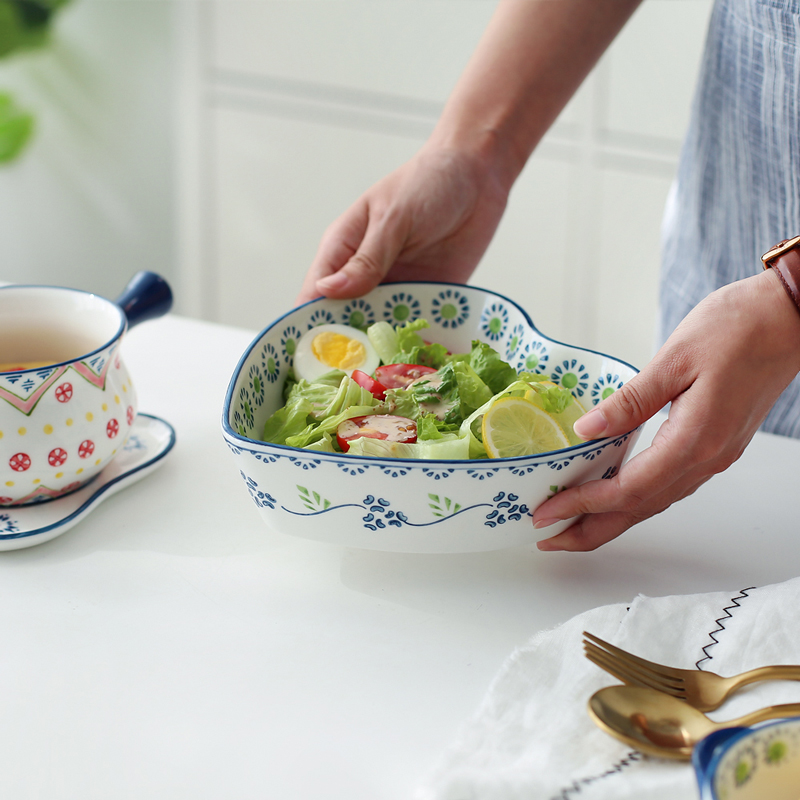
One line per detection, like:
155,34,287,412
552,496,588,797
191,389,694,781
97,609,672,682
0,0,178,302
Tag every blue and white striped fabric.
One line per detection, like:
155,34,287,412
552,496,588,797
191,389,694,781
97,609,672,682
659,0,800,437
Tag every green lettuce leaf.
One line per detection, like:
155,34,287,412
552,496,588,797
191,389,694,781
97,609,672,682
367,321,399,365
346,431,470,460
284,403,377,449
367,318,449,369
525,381,574,415
262,397,315,445
468,340,518,394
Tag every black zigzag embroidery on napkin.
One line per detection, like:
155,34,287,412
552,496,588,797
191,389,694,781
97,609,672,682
551,751,643,799
695,586,757,670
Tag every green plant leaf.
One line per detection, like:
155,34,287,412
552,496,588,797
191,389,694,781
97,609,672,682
0,0,71,58
0,92,33,162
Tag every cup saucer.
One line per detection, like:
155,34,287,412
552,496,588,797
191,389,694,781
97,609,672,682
0,413,176,550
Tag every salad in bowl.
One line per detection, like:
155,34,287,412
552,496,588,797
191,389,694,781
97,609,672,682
222,282,641,553
262,317,587,461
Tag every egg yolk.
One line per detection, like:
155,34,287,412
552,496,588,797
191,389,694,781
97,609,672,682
311,332,366,371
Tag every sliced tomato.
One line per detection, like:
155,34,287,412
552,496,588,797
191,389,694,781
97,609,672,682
336,414,417,452
351,369,388,400
374,364,437,390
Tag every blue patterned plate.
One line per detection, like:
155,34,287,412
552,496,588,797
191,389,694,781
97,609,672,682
0,413,176,550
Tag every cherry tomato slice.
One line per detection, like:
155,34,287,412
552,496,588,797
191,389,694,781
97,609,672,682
351,369,388,400
336,414,417,452
374,364,437,390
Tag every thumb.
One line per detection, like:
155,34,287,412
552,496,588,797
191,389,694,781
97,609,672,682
573,362,682,440
316,212,408,299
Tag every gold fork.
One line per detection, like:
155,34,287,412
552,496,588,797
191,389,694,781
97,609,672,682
583,631,800,712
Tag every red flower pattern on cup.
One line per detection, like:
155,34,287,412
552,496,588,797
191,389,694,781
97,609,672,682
126,406,134,426
48,448,67,467
0,497,12,504
107,419,119,438
9,453,31,472
55,383,73,403
78,440,95,459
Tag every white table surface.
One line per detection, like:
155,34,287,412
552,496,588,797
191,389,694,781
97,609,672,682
1,312,798,799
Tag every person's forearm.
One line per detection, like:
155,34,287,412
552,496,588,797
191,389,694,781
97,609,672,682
430,0,643,190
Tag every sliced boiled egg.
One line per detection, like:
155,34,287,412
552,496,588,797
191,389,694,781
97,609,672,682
293,323,380,382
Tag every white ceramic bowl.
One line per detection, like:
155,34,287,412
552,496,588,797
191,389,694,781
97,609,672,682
222,282,641,553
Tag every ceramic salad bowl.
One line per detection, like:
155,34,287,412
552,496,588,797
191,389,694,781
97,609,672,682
693,719,800,800
222,282,641,553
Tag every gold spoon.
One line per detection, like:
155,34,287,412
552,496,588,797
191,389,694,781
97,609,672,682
588,685,800,760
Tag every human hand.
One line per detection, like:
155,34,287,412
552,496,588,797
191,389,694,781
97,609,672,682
533,269,800,551
296,144,510,304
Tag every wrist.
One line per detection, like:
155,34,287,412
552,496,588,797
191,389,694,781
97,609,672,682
754,268,800,364
762,235,800,318
426,120,523,200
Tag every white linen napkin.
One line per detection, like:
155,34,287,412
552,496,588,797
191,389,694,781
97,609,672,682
413,576,800,800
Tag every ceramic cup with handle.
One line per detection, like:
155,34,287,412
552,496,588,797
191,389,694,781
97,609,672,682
0,271,172,505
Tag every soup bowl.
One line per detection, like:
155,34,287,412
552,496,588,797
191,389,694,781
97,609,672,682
222,282,641,553
0,272,172,505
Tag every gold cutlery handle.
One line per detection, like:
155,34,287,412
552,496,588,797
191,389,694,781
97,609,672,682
731,665,800,690
733,702,800,727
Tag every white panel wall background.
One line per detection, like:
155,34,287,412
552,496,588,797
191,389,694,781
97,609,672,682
178,0,714,371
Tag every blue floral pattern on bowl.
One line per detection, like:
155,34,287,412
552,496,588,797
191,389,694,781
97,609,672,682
517,339,549,374
431,288,470,329
342,298,375,329
308,309,336,328
550,358,590,398
383,292,421,324
260,343,280,385
480,302,509,342
280,325,303,363
505,323,526,361
591,372,624,405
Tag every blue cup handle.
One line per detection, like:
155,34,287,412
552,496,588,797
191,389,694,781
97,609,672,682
115,271,173,329
692,727,749,799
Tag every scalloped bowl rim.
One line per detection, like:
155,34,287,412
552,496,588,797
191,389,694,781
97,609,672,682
221,280,640,465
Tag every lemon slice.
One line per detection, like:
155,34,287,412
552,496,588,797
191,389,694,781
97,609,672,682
482,396,570,458
524,384,587,446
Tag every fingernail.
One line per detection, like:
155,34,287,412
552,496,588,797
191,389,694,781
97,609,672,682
317,272,349,292
533,517,560,530
537,538,565,552
573,408,608,439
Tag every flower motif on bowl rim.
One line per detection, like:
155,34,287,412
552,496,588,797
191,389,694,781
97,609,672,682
342,298,375,329
550,358,590,397
259,343,281,384
591,372,624,406
280,325,303,363
480,302,509,342
517,339,550,374
431,289,470,329
383,292,421,325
